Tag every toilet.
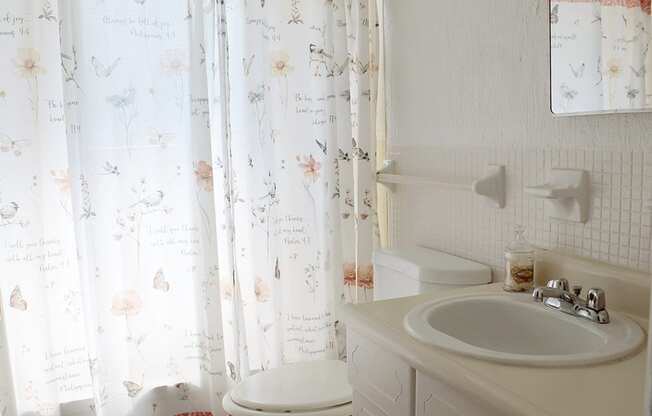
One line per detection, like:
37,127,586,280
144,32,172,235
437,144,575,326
222,360,353,416
223,246,491,415
372,246,492,301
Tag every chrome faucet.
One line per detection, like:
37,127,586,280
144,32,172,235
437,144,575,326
532,278,610,324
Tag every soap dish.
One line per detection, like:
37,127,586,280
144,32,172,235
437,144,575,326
524,168,589,223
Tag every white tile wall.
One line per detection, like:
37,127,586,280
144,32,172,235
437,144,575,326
390,145,652,278
383,0,652,281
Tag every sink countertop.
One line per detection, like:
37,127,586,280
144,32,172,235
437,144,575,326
341,283,649,416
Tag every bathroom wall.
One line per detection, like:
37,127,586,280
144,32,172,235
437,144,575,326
384,0,652,277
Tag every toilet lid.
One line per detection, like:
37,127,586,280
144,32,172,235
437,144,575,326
230,360,352,412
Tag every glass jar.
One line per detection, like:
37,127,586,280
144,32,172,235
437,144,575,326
503,225,535,292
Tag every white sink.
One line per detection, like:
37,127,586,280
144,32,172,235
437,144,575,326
404,293,645,367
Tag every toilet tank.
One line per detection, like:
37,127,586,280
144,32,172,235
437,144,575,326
372,246,492,301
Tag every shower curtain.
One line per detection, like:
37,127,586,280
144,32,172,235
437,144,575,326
0,1,382,415
550,0,652,112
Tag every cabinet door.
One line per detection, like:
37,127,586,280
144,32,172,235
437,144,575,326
416,371,503,416
353,391,390,416
347,329,414,416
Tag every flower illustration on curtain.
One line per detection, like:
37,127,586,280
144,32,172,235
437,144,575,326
194,160,214,244
200,266,220,309
343,263,356,287
604,57,625,105
357,264,374,294
112,290,144,349
14,48,46,77
160,49,190,74
79,174,96,219
626,85,640,105
50,169,71,194
242,54,255,76
194,160,213,192
270,51,293,76
114,181,171,287
221,279,234,301
341,190,353,219
271,50,292,110
37,1,57,22
355,189,374,221
254,277,271,303
160,49,189,109
13,48,45,120
22,384,56,416
297,155,321,241
61,46,81,89
50,168,72,216
146,127,175,149
298,155,320,182
304,259,321,300
248,84,269,144
111,290,143,317
107,86,136,105
63,289,82,321
100,161,120,176
342,263,374,300
251,175,280,256
288,0,304,24
106,88,137,156
606,58,623,79
135,191,164,208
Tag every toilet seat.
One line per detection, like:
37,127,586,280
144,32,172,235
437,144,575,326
223,392,353,416
224,360,352,416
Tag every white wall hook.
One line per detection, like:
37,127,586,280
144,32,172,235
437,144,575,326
524,168,590,223
471,165,506,208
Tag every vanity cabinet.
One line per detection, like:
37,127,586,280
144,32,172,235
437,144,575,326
415,372,503,416
352,391,390,416
347,329,414,416
347,329,503,416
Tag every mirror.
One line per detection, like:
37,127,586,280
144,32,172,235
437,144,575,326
550,0,652,115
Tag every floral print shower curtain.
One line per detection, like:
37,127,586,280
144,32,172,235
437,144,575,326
0,0,380,415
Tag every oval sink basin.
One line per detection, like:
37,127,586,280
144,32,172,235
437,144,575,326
404,294,645,367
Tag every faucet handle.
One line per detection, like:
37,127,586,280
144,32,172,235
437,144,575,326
546,278,570,292
571,285,582,297
586,288,606,311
